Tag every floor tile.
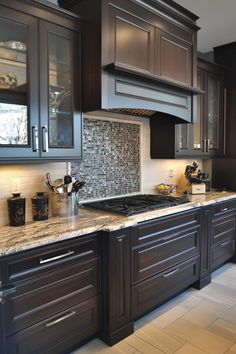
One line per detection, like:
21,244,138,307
225,343,236,354
175,343,207,354
134,324,183,353
150,305,188,328
189,327,233,354
181,306,218,328
208,318,236,341
124,334,164,354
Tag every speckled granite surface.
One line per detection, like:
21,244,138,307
0,191,236,257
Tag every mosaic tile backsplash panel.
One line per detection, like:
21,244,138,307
71,118,140,200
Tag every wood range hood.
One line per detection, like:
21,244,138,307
58,0,201,123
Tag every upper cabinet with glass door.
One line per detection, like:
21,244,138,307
0,1,82,162
175,58,224,158
151,58,224,159
0,6,39,160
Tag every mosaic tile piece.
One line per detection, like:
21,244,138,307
71,118,141,200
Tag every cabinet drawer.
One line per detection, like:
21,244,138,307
132,228,200,283
211,239,235,270
1,233,99,285
132,256,200,319
133,209,200,247
212,214,236,244
6,296,99,354
212,200,236,219
5,257,100,335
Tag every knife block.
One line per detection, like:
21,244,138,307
187,183,206,194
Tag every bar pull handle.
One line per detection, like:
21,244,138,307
220,240,231,247
163,268,179,278
32,126,39,152
223,88,227,155
203,139,206,152
206,139,210,152
0,286,16,304
46,310,76,327
221,207,228,212
42,126,49,152
40,250,75,264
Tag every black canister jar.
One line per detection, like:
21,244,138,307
7,193,26,227
31,192,49,221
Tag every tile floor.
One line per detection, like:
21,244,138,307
73,263,236,354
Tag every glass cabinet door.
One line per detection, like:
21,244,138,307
40,21,82,159
207,74,220,151
192,70,205,152
176,123,189,153
0,7,38,159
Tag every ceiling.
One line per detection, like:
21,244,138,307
174,0,236,53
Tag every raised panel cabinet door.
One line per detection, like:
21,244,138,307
108,5,155,75
156,29,192,85
101,228,133,345
39,20,82,159
0,6,39,160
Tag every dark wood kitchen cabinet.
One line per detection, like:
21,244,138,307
104,1,195,87
214,42,236,157
211,200,236,270
101,228,133,346
132,209,201,318
0,0,82,162
195,206,212,289
151,58,224,158
0,233,100,354
59,0,200,122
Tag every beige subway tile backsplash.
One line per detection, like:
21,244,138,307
0,163,67,226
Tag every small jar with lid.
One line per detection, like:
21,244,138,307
7,193,26,227
31,192,49,221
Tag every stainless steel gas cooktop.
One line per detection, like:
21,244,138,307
83,194,189,216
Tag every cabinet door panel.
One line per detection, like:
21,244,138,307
0,6,39,160
206,73,220,152
132,256,200,319
108,6,155,75
211,239,235,270
39,20,82,159
157,30,192,85
132,228,200,283
6,297,99,354
4,258,100,335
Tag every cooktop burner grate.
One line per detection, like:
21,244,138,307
83,194,189,216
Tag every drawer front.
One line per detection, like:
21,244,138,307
212,200,236,219
211,239,235,270
133,209,200,247
1,233,99,285
5,257,100,335
212,215,236,245
132,228,200,283
132,256,200,319
6,296,99,354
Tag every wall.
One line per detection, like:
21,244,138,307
0,112,203,226
0,163,67,226
71,111,202,198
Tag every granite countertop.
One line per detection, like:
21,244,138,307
0,191,236,257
